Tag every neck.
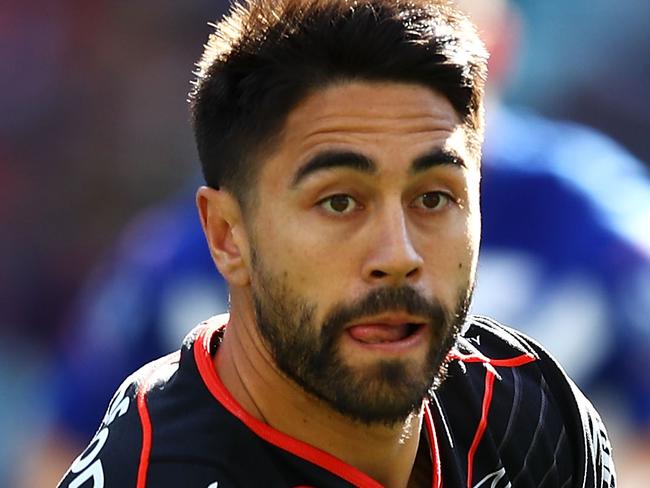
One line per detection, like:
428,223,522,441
215,300,428,488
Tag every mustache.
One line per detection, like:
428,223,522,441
319,285,446,340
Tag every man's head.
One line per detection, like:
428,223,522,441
190,0,487,209
193,0,487,426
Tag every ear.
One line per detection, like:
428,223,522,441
196,186,251,287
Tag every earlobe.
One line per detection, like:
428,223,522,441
196,186,251,286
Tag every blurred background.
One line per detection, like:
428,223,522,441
1,0,649,486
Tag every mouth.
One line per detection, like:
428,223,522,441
345,315,428,350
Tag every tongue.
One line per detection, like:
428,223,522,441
348,324,412,344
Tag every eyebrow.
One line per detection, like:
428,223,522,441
411,149,466,174
291,151,376,187
291,148,465,187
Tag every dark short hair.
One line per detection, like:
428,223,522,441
189,0,488,206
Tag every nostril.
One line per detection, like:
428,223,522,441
371,270,387,278
406,267,419,278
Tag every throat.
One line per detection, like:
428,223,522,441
407,431,433,488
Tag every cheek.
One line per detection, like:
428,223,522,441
420,209,479,298
254,217,339,299
259,200,351,269
458,212,480,283
467,195,482,270
459,174,481,273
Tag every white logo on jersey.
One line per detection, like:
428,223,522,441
207,483,219,488
65,381,131,488
473,467,511,488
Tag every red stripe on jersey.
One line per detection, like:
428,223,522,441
447,349,535,487
136,384,153,488
447,351,536,368
490,354,537,368
423,402,443,488
466,370,497,488
194,323,441,488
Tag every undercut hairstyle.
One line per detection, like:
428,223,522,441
189,0,488,207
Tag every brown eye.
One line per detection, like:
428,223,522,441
415,192,449,211
320,194,358,214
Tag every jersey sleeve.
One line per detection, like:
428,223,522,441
50,196,228,442
504,322,617,488
571,383,617,488
56,374,144,488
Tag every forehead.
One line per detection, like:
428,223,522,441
282,81,462,148
259,81,474,181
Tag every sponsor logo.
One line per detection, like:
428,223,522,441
65,382,131,488
473,467,510,488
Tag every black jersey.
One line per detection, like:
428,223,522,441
57,315,615,488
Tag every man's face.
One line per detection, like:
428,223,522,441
245,81,481,425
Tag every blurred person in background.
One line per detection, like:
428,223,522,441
17,0,650,486
1,1,228,486
508,0,650,167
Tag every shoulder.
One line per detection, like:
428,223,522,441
438,316,616,487
55,357,165,488
56,321,244,488
454,316,606,424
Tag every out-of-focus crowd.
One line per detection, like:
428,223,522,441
1,1,222,342
1,1,228,482
1,0,649,486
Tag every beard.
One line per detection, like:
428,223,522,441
250,253,473,427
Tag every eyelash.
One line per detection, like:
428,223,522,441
318,191,454,215
319,194,360,214
411,191,452,211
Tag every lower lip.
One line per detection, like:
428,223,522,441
344,324,428,353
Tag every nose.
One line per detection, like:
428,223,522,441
362,206,424,284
